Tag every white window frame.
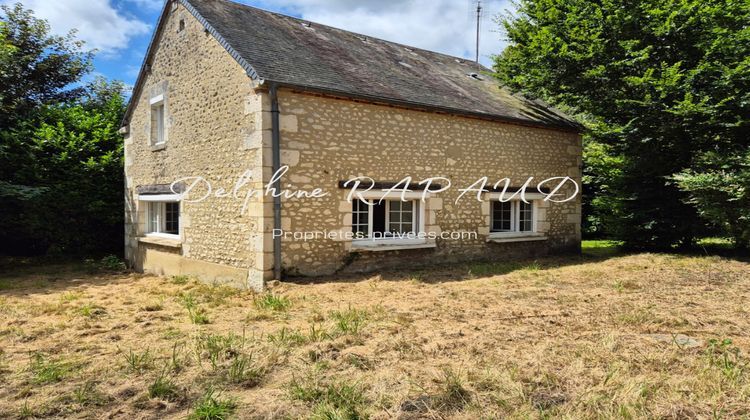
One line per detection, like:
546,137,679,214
485,192,545,239
351,190,427,246
139,194,181,240
150,94,166,145
491,200,536,233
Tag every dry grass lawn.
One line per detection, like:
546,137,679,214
0,246,749,419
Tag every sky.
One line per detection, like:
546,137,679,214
2,0,514,89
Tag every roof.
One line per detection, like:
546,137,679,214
124,0,580,132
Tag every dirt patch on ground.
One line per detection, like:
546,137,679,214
0,252,748,418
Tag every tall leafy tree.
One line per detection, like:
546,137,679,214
0,4,124,255
0,3,91,126
493,0,750,249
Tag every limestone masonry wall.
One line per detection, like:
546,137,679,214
276,90,582,276
124,2,270,289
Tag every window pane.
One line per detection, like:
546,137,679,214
519,201,533,232
352,200,370,237
401,201,412,211
491,201,513,232
148,202,159,232
151,103,165,145
165,202,179,234
402,223,412,233
389,212,401,223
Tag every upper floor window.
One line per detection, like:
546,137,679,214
150,94,166,145
491,201,534,233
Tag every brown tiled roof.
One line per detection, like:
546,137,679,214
125,0,580,131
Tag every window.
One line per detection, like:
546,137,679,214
150,95,166,145
491,201,534,233
351,199,421,242
147,201,180,237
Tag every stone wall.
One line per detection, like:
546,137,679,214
123,2,271,289
275,90,582,276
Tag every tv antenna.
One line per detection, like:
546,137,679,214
474,0,482,66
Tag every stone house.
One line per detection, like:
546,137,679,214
122,0,583,291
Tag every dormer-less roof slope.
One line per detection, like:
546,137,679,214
124,0,580,131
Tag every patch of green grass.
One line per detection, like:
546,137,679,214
330,307,368,336
254,293,291,312
141,297,164,312
307,323,332,342
179,293,210,324
148,373,181,401
18,401,35,419
199,284,242,306
188,389,236,420
344,353,373,371
267,327,307,347
29,353,72,384
409,272,426,282
122,348,154,374
162,327,184,340
197,332,245,368
72,380,108,406
78,302,106,318
226,354,265,387
60,292,83,303
0,278,51,291
189,309,210,324
705,338,747,382
434,367,471,410
467,261,539,277
288,375,366,419
171,275,190,285
616,306,659,326
98,255,126,271
697,237,734,247
582,240,623,257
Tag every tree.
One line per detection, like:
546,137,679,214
493,0,750,249
674,151,750,249
0,4,124,255
0,3,91,126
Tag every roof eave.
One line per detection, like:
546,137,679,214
264,81,583,133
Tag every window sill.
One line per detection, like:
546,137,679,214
486,233,547,244
139,235,182,248
351,241,436,252
150,143,166,152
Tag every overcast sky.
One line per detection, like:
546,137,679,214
1,0,514,87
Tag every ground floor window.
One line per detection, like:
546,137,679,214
491,201,534,233
352,199,420,240
147,201,180,237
